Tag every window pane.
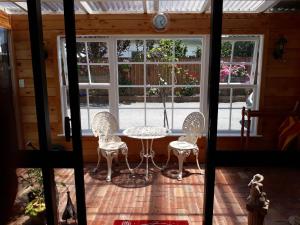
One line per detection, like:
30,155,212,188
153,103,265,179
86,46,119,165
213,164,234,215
218,109,230,130
118,64,144,85
146,64,172,85
231,109,243,130
117,40,144,62
89,108,109,126
221,41,232,62
90,65,110,83
175,64,200,85
76,42,86,63
80,108,89,130
77,65,89,83
146,109,172,128
229,64,251,84
79,89,87,107
177,39,202,61
233,41,255,62
173,109,199,130
174,87,200,108
88,89,109,108
232,88,254,109
219,88,230,109
146,39,173,62
119,108,144,129
87,42,108,63
146,87,172,108
119,87,144,106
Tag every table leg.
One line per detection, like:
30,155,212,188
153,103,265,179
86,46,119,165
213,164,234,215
150,139,163,170
145,139,149,180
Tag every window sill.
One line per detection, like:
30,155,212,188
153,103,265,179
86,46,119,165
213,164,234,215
58,131,263,138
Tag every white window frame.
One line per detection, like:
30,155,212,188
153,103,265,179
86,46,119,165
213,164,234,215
218,35,263,135
57,35,263,136
59,36,114,133
115,36,206,131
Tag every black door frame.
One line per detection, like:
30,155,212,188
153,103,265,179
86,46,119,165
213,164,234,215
15,1,300,225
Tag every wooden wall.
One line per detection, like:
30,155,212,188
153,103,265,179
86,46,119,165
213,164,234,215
10,13,300,162
0,11,10,29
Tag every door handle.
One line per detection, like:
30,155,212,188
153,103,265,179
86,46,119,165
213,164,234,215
64,116,71,142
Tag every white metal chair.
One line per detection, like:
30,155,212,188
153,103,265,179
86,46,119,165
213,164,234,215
92,111,132,181
166,112,205,180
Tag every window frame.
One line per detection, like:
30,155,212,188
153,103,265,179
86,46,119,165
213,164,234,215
58,35,263,135
218,35,262,134
115,36,206,131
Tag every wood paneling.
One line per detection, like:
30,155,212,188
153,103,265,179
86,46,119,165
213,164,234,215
10,13,300,162
0,11,10,29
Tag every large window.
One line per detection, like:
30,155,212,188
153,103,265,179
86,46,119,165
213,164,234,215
117,38,203,130
60,38,112,131
60,36,205,132
218,36,261,133
59,35,261,134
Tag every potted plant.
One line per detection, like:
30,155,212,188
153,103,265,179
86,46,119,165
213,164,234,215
19,168,65,225
24,196,46,224
19,168,47,224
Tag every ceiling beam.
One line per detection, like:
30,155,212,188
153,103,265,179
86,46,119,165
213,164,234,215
10,1,27,11
79,1,94,14
143,0,147,14
200,0,211,13
256,0,281,13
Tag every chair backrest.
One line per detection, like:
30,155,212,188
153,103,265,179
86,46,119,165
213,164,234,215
182,111,205,138
91,111,118,138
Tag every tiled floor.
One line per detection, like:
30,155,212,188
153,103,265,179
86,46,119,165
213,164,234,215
9,165,300,225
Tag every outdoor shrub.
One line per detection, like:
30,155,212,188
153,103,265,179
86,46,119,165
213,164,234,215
220,64,250,83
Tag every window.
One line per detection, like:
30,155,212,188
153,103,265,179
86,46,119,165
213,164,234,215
218,36,261,133
60,37,111,131
117,38,203,130
59,36,205,133
58,35,261,134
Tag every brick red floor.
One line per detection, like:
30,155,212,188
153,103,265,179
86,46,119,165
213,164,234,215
9,165,300,225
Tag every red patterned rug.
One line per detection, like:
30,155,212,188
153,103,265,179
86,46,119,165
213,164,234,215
114,220,189,225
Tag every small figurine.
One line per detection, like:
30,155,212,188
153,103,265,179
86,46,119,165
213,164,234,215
246,174,270,225
62,190,77,224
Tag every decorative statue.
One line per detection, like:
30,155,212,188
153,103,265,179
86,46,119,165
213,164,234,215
246,174,270,225
62,190,77,224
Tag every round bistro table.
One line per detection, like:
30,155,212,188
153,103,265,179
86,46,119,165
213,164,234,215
123,126,169,180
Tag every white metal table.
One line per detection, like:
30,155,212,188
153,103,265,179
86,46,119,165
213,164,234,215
123,126,169,180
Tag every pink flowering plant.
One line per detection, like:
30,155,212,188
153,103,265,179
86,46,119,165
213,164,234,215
220,63,250,83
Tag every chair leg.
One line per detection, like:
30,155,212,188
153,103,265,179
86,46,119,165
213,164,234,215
173,149,191,180
193,150,204,175
163,145,171,170
121,147,133,173
93,148,101,173
177,152,186,181
105,152,114,182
